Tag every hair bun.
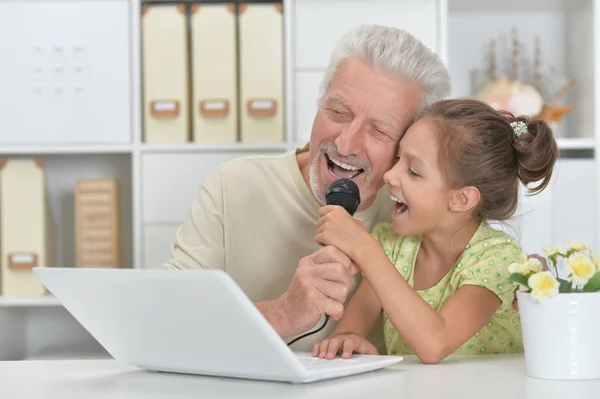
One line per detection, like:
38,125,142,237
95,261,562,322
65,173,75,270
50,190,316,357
512,117,558,194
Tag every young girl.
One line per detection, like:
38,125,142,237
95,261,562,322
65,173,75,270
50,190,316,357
313,99,558,364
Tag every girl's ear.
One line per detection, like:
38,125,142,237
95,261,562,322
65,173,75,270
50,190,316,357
448,186,480,213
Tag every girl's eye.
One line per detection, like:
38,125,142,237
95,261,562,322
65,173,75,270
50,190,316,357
408,168,419,177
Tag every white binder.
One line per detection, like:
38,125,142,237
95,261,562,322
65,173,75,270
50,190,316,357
190,3,238,143
141,4,190,143
238,3,284,142
0,159,51,297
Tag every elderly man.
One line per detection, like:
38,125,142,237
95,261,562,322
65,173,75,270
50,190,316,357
164,24,451,351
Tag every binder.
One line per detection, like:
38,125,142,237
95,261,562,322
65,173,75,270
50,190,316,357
238,3,284,142
141,4,190,143
75,179,120,268
0,159,50,297
190,3,238,143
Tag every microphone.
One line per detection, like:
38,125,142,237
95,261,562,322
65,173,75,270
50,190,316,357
325,178,361,216
287,178,361,347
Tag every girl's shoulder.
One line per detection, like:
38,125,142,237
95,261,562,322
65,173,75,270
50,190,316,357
465,222,522,256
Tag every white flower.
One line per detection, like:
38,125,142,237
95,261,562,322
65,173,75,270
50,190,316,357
543,245,569,257
566,240,589,252
528,271,560,302
566,253,597,286
508,252,543,275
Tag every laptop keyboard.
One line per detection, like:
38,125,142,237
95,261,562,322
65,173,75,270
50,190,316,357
296,356,358,370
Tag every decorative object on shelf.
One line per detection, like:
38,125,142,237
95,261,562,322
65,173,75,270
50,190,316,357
75,179,120,268
473,28,575,126
0,158,53,297
510,241,600,380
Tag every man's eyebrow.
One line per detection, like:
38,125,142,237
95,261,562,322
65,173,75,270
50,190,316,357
326,95,402,135
327,95,353,111
373,117,401,132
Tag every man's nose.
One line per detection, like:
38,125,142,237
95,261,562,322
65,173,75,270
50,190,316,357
334,119,364,156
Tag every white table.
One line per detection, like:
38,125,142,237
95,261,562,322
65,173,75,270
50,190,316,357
0,354,598,398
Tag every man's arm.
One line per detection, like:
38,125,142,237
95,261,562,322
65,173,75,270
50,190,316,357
161,167,296,335
163,168,225,271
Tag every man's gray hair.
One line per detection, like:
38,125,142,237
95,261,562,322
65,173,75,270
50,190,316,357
319,24,451,119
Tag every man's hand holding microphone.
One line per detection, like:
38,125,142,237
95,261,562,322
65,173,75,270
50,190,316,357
257,179,362,341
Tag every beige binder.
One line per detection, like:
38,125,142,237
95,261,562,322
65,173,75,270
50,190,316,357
75,179,120,268
190,3,238,143
141,4,190,143
238,3,284,142
0,159,51,297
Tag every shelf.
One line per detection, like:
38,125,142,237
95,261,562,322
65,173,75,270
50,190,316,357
0,296,61,307
556,138,596,150
140,142,293,153
0,145,134,155
449,0,578,12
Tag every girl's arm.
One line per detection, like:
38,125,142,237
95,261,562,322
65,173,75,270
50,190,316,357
355,242,501,364
330,276,382,337
313,277,382,359
315,206,503,363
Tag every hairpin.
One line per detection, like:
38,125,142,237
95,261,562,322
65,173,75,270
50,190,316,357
510,121,528,138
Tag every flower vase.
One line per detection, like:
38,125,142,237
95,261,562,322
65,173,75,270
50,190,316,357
517,290,600,380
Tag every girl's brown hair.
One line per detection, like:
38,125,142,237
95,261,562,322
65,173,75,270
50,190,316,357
423,99,558,221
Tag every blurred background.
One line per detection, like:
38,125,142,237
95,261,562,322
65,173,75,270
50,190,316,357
0,0,596,361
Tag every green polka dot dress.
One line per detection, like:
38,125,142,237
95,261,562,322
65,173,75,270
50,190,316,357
371,221,524,356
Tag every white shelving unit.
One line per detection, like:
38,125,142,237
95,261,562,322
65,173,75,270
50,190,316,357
0,0,597,360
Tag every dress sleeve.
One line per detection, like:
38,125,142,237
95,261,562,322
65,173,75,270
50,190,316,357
455,241,523,310
369,222,392,244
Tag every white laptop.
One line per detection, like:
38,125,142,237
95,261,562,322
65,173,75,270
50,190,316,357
33,267,403,383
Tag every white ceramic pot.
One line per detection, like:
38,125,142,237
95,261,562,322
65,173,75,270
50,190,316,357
517,290,600,380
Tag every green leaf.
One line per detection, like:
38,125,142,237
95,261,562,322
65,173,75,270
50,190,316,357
583,273,600,292
557,278,571,293
509,273,529,288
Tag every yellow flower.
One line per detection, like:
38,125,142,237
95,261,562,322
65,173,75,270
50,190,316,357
566,254,597,286
543,245,568,257
508,252,543,275
566,240,589,252
528,271,560,302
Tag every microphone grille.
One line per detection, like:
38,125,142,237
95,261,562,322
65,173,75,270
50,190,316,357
325,178,361,216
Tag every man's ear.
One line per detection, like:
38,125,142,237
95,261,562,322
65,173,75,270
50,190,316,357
448,186,480,213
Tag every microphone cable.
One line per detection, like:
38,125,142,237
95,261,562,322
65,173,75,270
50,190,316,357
287,315,329,347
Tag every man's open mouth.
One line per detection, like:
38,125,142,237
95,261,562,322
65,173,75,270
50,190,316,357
326,154,365,179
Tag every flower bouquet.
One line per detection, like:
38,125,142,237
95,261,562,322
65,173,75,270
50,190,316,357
509,240,600,380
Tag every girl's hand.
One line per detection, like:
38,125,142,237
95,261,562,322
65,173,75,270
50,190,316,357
315,205,374,259
312,333,379,359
